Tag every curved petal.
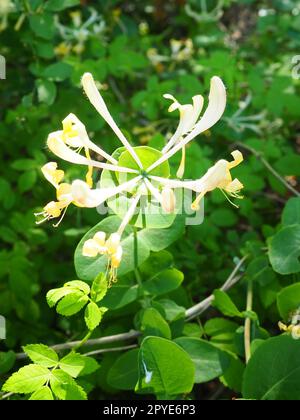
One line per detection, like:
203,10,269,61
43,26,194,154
81,73,143,169
149,76,226,172
47,133,139,174
63,113,118,165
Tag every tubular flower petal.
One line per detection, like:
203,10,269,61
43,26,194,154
161,187,176,213
162,94,204,153
47,133,138,174
81,72,143,169
41,162,64,188
148,76,226,173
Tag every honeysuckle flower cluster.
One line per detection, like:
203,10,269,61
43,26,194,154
55,9,106,56
36,71,244,284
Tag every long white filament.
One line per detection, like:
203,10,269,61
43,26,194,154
117,193,141,235
81,73,143,169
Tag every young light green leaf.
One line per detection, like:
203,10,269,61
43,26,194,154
56,292,89,316
22,344,58,367
2,364,50,394
59,352,99,378
64,280,90,295
91,273,108,303
29,386,54,400
84,302,106,331
46,287,76,308
50,370,87,400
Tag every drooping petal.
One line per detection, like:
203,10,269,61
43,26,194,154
148,76,226,173
162,94,204,153
47,133,139,174
62,113,118,165
81,72,143,169
41,162,64,188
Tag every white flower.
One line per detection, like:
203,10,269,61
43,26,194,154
38,71,243,284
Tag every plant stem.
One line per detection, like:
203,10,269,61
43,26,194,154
185,255,248,320
237,142,300,197
244,280,253,364
15,257,247,360
83,344,137,357
133,227,142,286
73,331,92,351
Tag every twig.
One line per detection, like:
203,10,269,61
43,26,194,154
1,392,14,400
237,142,300,197
108,77,126,105
185,255,248,320
244,280,253,364
15,330,141,360
83,344,137,357
14,257,248,360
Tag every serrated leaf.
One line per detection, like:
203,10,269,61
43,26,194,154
46,287,77,308
23,344,58,367
84,302,106,331
64,280,90,295
59,352,99,378
2,364,50,394
56,292,89,316
91,273,108,303
29,386,54,400
50,370,87,400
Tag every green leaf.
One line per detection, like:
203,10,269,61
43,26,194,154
204,318,239,353
91,273,108,302
275,154,300,176
141,308,171,339
242,335,300,400
59,352,99,378
282,197,300,226
212,290,243,318
64,280,90,295
277,283,300,320
138,337,195,397
43,62,72,82
23,344,58,367
45,0,80,11
269,225,300,274
50,370,87,400
107,349,139,390
138,215,185,250
36,79,57,105
56,292,89,316
29,386,54,400
2,364,50,394
46,287,77,308
29,13,55,40
143,268,184,296
84,302,106,331
220,355,245,393
0,351,16,375
175,337,230,383
18,170,37,193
